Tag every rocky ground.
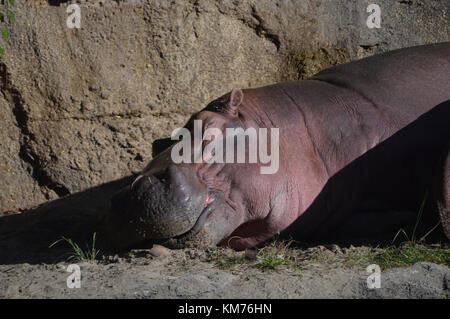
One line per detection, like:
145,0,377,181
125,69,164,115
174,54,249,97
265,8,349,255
1,244,449,299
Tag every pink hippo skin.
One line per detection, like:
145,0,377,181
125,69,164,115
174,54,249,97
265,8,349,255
108,42,450,250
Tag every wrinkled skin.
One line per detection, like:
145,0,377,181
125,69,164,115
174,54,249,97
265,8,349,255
108,43,450,250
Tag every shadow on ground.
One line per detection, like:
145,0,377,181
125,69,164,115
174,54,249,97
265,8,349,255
0,176,134,264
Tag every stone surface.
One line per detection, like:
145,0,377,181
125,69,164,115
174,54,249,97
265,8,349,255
0,0,449,212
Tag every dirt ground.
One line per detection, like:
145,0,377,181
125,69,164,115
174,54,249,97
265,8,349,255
1,245,449,299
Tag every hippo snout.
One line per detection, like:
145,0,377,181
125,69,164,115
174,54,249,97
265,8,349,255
106,164,211,249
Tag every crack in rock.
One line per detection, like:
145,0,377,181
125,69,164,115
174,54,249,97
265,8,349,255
239,5,281,52
0,63,70,198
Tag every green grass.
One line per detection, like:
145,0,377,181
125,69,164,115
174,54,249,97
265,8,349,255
392,191,441,244
257,250,291,270
369,190,450,269
365,242,450,270
256,241,450,271
209,239,449,273
49,233,100,263
256,239,297,271
208,239,298,271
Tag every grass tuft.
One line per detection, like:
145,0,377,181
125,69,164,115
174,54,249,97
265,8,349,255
257,239,297,271
49,232,100,263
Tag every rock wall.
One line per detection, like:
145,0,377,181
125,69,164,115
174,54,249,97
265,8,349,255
0,0,449,213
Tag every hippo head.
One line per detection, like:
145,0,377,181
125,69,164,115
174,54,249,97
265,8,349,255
108,88,286,250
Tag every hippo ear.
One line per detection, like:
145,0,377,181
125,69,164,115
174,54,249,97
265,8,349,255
227,88,243,116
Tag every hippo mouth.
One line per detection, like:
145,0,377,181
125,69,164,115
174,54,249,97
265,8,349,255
169,201,215,242
142,195,217,248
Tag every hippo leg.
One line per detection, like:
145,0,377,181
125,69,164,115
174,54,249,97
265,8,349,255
435,142,450,240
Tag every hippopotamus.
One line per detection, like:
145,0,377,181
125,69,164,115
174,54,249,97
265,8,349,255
107,42,450,251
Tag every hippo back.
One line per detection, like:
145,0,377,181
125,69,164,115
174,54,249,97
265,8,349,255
311,42,450,128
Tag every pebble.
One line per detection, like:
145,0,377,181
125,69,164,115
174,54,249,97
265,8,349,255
149,244,171,257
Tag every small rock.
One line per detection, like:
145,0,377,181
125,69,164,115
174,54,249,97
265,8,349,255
244,249,258,261
328,244,343,254
88,85,99,92
186,249,197,259
100,91,110,100
149,244,171,257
